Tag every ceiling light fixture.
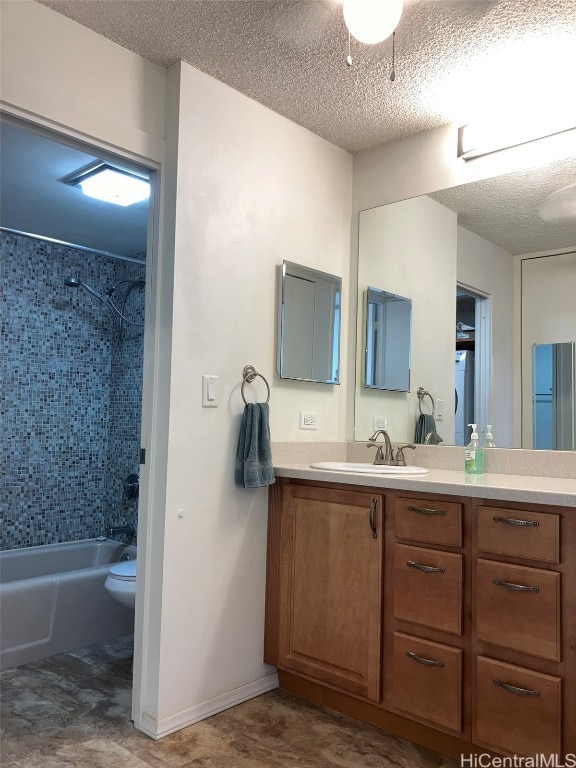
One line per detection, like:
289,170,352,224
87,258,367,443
62,163,150,206
458,119,576,161
343,0,403,45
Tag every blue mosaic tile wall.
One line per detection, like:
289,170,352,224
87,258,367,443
0,232,145,551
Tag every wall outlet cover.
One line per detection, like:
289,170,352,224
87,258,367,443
299,412,319,430
373,416,388,430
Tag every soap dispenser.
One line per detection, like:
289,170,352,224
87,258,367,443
484,425,496,448
465,424,484,475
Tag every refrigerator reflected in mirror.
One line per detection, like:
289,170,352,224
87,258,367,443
532,342,576,451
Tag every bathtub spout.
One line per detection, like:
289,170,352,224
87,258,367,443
108,523,136,540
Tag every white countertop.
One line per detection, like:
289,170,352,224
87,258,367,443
273,463,576,507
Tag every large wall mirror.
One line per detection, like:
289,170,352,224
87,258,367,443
354,155,576,450
278,260,341,384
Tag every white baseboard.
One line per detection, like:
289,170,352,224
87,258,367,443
136,672,279,740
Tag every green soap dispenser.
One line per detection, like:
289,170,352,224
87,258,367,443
465,424,484,475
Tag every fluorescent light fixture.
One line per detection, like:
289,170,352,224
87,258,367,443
458,120,576,161
63,163,150,206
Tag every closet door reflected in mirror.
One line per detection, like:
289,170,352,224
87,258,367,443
277,261,341,384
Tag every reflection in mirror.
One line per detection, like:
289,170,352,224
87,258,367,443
532,342,576,450
365,287,411,392
355,155,576,449
277,260,341,384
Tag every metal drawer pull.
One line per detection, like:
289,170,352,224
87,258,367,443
492,578,539,593
407,560,445,574
493,679,540,697
369,498,378,540
493,515,539,528
406,651,445,667
407,505,446,516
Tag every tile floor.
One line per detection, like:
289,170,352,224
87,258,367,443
1,637,457,768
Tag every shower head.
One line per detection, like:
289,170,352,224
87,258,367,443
64,276,106,304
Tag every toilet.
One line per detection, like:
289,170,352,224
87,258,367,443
105,559,136,610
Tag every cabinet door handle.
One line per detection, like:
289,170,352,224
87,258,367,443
407,560,445,574
369,498,378,540
407,505,445,516
492,578,539,593
406,651,445,667
493,678,540,697
493,515,539,528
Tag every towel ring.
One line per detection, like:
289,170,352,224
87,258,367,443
416,386,435,416
241,365,270,405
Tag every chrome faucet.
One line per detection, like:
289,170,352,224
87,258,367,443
424,431,444,445
367,430,416,466
367,429,394,464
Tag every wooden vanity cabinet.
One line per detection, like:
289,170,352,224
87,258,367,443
265,478,575,759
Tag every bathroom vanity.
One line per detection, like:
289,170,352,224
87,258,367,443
264,466,576,759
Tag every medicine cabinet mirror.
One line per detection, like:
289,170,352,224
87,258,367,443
364,287,411,392
277,260,341,384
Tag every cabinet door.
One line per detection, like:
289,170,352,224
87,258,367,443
278,485,382,701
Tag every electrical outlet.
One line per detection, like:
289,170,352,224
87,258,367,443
373,416,388,431
299,412,319,430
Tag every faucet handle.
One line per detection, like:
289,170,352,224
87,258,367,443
367,443,384,461
395,444,416,465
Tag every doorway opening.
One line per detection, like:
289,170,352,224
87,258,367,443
455,285,491,446
0,114,155,702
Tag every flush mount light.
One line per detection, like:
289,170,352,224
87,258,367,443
458,119,576,161
62,162,150,206
343,0,403,44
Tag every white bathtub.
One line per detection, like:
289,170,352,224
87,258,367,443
0,538,136,670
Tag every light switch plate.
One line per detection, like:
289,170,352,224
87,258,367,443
202,375,218,407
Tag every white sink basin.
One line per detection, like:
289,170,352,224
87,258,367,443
310,462,429,475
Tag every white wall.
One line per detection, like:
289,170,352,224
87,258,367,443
1,0,353,740
457,227,515,447
146,61,351,734
0,0,166,163
356,197,457,444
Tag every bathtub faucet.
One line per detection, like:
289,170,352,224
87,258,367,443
108,523,136,540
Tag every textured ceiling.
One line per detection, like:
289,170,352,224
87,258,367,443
431,157,576,255
35,0,576,153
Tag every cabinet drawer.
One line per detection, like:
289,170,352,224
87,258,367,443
475,656,561,756
476,559,560,661
477,506,559,563
393,632,462,732
395,497,462,547
394,545,463,635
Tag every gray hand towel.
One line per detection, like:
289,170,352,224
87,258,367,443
235,402,276,488
415,413,437,443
